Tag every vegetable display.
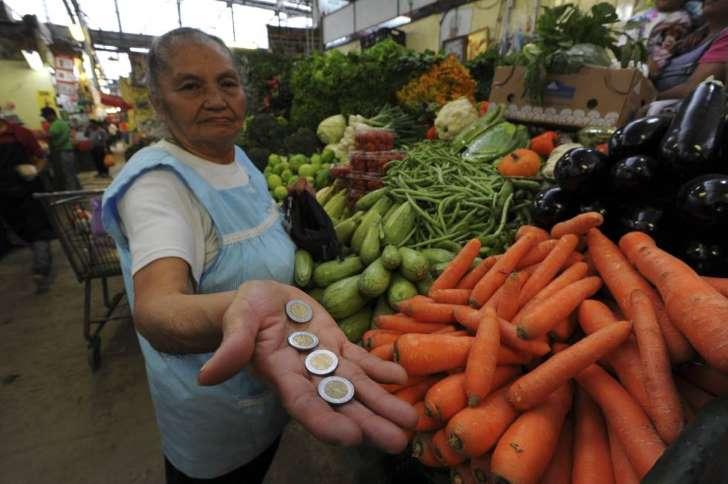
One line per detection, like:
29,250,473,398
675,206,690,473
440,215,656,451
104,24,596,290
358,210,728,483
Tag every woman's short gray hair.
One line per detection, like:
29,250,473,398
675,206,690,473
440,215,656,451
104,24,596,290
146,27,240,101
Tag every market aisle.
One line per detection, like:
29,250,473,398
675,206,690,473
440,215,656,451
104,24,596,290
0,242,395,484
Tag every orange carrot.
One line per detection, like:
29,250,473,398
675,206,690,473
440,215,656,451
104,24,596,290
465,307,500,407
469,453,491,484
457,256,498,290
394,376,441,405
497,345,532,365
498,318,551,356
607,422,640,484
490,365,523,390
575,364,666,478
376,314,449,333
677,362,728,396
362,329,401,350
403,301,458,324
432,428,466,466
702,276,728,297
446,387,520,458
630,289,684,444
519,261,542,276
431,288,472,305
674,375,716,411
549,316,577,341
370,342,394,361
620,231,728,373
451,463,476,484
517,239,559,269
587,228,694,364
540,417,573,484
507,320,632,410
470,234,539,307
433,325,458,334
578,300,650,411
430,239,482,293
424,373,467,421
564,251,584,267
516,225,550,243
516,276,602,340
454,305,481,332
491,383,573,484
414,401,442,432
572,388,615,484
513,261,589,324
397,295,433,314
381,375,427,393
394,334,474,375
412,432,442,467
518,234,579,308
550,211,604,238
496,272,525,321
449,330,470,337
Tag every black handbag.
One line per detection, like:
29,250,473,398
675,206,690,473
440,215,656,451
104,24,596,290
282,190,340,261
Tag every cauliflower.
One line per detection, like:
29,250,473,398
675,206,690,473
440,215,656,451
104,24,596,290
434,97,479,141
317,114,346,145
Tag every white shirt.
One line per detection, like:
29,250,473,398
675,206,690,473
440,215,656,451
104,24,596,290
117,140,249,284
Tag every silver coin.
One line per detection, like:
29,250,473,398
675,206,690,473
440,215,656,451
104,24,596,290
287,331,319,351
286,299,313,324
318,376,355,405
304,349,339,376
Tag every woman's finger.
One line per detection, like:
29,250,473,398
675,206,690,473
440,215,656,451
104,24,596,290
335,399,410,454
342,342,407,384
336,358,418,431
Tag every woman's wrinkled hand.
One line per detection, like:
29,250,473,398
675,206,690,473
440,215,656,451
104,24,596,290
197,280,417,453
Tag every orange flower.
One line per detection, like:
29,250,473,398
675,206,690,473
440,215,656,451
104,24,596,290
397,54,476,108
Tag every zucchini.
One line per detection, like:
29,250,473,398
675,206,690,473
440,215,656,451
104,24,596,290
323,190,347,220
388,274,418,311
382,202,399,225
351,208,382,253
307,287,325,305
359,218,382,265
416,273,434,296
369,195,393,217
399,247,429,282
643,397,728,484
313,256,364,288
359,258,391,297
435,240,462,253
338,307,373,343
421,248,455,267
372,296,395,324
322,275,368,319
293,249,313,288
316,185,335,206
431,261,450,277
354,187,388,211
381,245,402,271
334,212,363,245
383,202,416,246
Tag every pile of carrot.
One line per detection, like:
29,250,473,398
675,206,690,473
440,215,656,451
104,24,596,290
364,212,728,484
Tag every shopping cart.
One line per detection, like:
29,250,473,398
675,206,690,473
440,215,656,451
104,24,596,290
34,189,127,371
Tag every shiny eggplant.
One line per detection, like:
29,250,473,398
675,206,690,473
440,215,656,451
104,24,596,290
676,174,728,233
610,155,659,195
679,239,728,277
532,187,574,228
616,205,665,239
554,148,611,195
608,115,672,160
660,80,725,180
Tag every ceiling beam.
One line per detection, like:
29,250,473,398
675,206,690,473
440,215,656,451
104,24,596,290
219,0,312,17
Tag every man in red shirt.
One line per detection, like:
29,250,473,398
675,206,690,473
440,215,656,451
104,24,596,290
0,112,55,292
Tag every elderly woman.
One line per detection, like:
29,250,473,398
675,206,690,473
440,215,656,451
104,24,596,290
656,0,728,99
101,28,415,483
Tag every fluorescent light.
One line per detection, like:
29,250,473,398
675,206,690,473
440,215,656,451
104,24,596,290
22,50,44,71
129,47,150,53
69,23,85,42
380,16,411,29
325,36,351,49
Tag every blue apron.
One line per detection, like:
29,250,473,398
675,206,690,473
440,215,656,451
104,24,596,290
102,143,295,478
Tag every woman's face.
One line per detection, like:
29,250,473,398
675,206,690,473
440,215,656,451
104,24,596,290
154,41,245,153
704,0,728,18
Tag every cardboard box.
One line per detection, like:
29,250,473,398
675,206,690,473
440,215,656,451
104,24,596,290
489,66,657,129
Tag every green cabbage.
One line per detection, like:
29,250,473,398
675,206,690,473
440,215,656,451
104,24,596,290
317,114,346,145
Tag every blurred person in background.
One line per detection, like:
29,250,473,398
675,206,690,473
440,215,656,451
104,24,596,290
88,121,110,178
0,111,55,292
40,107,81,191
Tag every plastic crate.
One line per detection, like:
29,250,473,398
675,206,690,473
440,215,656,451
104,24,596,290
355,126,396,152
350,150,405,175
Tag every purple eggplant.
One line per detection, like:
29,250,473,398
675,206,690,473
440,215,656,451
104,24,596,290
608,115,672,160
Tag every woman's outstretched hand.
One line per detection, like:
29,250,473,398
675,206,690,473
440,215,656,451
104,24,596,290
197,280,418,453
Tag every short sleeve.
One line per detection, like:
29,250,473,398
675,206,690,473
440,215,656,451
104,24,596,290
117,169,208,283
701,31,728,63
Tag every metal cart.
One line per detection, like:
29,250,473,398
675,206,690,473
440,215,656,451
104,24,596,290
34,189,127,371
